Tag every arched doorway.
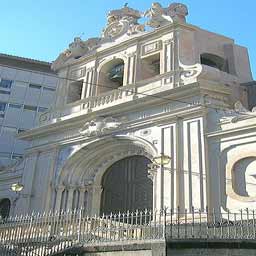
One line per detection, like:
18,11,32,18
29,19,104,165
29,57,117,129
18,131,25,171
100,155,153,214
0,199,11,219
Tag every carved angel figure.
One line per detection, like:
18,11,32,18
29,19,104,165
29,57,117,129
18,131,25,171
144,2,188,28
144,2,170,28
79,117,122,137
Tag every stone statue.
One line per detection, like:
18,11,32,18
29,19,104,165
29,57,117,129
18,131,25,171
79,117,122,137
102,6,144,39
144,2,188,28
52,37,101,71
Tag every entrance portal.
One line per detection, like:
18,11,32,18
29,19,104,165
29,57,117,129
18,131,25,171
100,156,153,214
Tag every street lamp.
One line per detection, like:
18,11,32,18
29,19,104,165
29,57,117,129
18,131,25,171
153,153,171,166
10,183,24,193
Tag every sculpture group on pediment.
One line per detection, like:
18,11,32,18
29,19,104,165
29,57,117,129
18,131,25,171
102,5,144,39
144,2,188,28
52,2,188,71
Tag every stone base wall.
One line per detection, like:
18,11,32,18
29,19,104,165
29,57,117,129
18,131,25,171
167,240,256,256
168,248,256,256
83,250,152,256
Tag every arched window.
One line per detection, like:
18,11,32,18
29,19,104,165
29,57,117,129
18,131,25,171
0,199,11,219
97,59,125,95
200,53,229,73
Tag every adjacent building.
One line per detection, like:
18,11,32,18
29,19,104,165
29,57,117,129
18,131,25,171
0,54,58,216
0,54,58,170
0,2,255,218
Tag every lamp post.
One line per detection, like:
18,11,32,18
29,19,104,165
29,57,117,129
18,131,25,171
10,183,25,216
152,153,171,209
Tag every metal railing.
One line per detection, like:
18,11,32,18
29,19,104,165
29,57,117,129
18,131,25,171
0,207,256,255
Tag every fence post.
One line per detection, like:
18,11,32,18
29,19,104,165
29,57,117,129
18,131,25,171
78,208,82,243
164,208,167,241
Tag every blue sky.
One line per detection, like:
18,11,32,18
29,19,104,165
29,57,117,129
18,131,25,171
1,0,255,79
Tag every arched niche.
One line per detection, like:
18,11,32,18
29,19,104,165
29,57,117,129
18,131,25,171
0,198,11,219
97,58,125,95
200,53,229,73
232,157,256,198
100,155,153,215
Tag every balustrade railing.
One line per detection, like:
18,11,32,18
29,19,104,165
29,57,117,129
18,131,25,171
0,207,255,255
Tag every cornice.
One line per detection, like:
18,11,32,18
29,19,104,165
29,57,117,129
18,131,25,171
19,76,232,141
206,122,256,139
24,105,206,153
18,83,203,140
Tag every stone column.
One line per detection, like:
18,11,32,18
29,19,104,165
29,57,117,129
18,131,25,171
83,67,96,97
54,186,65,212
148,165,158,210
44,148,59,212
78,187,86,209
90,185,103,215
66,186,75,210
163,38,175,85
15,152,39,215
126,53,136,85
176,118,184,212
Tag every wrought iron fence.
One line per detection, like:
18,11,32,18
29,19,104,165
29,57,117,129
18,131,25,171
0,207,255,255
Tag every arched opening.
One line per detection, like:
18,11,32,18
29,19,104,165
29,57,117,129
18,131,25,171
232,157,256,198
0,199,11,219
100,155,153,215
97,58,125,95
200,53,229,73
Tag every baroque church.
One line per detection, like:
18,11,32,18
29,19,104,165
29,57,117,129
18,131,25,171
0,2,255,217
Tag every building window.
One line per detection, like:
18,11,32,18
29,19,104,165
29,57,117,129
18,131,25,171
38,107,48,112
9,103,22,109
0,102,6,112
66,80,83,104
200,53,229,73
140,53,161,81
29,84,41,90
24,105,37,111
43,87,55,92
0,199,11,219
0,102,6,118
0,90,11,95
0,79,12,89
12,154,23,160
17,128,26,133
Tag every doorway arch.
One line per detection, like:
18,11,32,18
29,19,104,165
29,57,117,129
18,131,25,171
55,136,158,215
100,155,153,215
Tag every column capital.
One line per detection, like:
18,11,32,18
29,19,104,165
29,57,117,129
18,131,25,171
78,187,86,193
56,185,65,191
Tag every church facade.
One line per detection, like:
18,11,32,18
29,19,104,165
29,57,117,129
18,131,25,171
1,2,255,217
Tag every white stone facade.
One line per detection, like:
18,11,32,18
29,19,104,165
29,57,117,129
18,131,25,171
1,2,255,217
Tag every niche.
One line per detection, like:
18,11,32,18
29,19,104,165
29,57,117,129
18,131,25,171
97,59,125,95
200,53,229,73
140,53,160,81
66,80,83,104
